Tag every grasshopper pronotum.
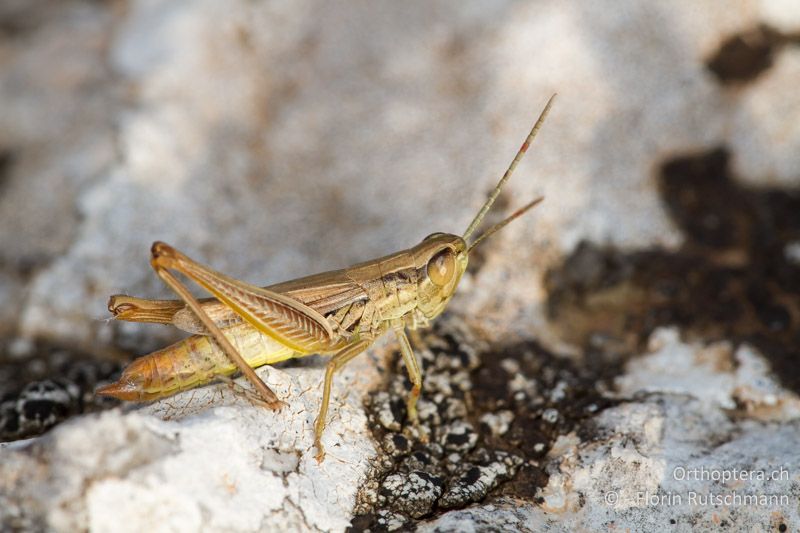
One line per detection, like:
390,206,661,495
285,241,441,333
97,95,555,461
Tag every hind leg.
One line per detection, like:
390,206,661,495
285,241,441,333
149,243,285,410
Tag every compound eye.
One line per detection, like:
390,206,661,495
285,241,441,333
427,249,455,286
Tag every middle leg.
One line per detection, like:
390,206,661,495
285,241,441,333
394,327,422,424
314,339,371,462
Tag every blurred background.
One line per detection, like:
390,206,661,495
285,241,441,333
0,1,798,437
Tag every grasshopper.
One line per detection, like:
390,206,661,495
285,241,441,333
97,95,555,461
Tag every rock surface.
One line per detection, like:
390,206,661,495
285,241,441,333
1,361,379,532
1,0,799,531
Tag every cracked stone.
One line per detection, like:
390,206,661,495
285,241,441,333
439,451,523,509
379,470,445,519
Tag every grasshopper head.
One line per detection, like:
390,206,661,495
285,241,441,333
411,233,468,320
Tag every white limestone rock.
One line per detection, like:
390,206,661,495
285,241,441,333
0,363,378,532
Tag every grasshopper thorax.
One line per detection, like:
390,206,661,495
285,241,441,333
411,232,468,320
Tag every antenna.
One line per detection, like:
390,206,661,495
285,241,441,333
467,196,544,252
462,93,556,243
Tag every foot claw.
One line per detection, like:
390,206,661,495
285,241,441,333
268,399,288,411
246,393,285,411
408,412,428,443
314,441,326,463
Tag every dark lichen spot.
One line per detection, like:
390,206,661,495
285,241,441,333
0,339,122,441
412,450,431,464
546,146,800,394
389,397,406,425
463,466,481,484
415,470,444,489
660,148,750,249
706,26,783,84
445,429,471,446
0,5,42,38
0,149,14,196
392,434,408,450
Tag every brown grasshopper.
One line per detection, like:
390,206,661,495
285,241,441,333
97,95,555,461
